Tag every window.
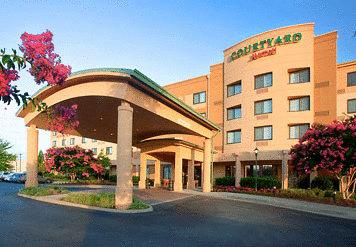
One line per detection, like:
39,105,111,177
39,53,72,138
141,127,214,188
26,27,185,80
254,99,272,115
289,124,310,139
82,137,87,143
92,139,97,142
200,112,207,117
227,105,241,120
254,126,272,140
52,132,57,136
347,72,356,87
225,165,235,177
52,141,56,147
289,68,310,84
227,81,242,97
289,96,310,111
193,91,206,104
348,99,356,113
255,72,272,89
70,138,75,145
227,130,241,144
92,148,97,155
106,146,113,155
62,139,66,146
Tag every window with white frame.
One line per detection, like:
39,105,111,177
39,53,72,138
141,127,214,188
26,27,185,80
255,72,272,89
227,130,241,144
289,96,310,111
254,99,272,115
227,105,241,120
254,126,272,140
347,72,356,87
193,91,206,104
106,146,113,155
70,138,75,145
347,99,356,113
227,81,242,96
289,68,310,84
289,124,310,139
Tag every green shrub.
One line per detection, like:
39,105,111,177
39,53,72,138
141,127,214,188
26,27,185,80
19,186,68,196
311,176,334,191
132,176,139,185
215,176,235,186
240,176,281,189
296,175,310,189
109,175,117,182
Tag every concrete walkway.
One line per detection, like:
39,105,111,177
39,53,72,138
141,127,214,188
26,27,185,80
182,189,356,220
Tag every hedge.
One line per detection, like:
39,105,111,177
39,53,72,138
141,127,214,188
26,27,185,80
311,176,334,191
240,176,281,189
215,176,235,186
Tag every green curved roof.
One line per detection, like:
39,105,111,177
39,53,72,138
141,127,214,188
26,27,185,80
17,68,220,131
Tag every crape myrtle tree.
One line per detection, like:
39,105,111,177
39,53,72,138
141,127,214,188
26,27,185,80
0,139,16,171
0,30,78,133
290,116,356,199
44,146,105,180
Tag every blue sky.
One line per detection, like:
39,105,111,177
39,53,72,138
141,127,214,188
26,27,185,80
1,0,355,157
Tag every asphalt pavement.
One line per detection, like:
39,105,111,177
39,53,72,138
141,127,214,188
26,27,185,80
0,182,355,247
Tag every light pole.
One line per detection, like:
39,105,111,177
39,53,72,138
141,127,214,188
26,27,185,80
19,153,22,172
254,147,259,191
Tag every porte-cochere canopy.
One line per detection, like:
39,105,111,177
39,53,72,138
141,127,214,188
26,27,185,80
17,68,220,209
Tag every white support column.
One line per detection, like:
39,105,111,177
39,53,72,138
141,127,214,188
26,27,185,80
234,154,241,187
139,153,147,189
25,125,38,188
202,138,212,192
174,147,183,192
187,149,195,190
115,102,133,210
154,160,161,187
281,150,289,190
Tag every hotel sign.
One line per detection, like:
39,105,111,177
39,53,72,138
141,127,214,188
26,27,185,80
229,33,302,62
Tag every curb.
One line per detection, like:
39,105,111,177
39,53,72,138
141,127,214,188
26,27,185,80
18,193,153,214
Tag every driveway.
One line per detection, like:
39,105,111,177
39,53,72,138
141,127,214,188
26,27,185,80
0,182,355,246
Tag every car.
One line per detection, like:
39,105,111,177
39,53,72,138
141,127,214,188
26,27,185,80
8,173,26,183
0,171,12,181
2,172,14,181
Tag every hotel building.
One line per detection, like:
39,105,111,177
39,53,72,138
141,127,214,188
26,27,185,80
50,23,356,189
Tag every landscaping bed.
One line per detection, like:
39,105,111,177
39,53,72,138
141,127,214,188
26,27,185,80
61,192,150,210
19,186,68,196
213,186,356,208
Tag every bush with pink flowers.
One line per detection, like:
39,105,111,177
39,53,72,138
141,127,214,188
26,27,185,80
44,146,105,180
290,116,356,199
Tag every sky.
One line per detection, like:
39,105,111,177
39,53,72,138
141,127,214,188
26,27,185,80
0,0,355,158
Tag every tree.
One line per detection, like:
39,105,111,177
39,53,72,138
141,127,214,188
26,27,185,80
290,116,356,199
0,139,16,171
44,146,105,180
38,150,45,175
97,151,111,178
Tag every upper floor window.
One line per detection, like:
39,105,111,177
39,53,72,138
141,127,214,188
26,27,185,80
62,139,66,146
70,138,75,145
289,124,310,139
227,130,241,144
227,81,242,97
106,146,113,155
82,137,87,144
52,141,56,147
227,105,241,120
289,68,310,84
92,139,97,142
347,72,356,87
289,96,310,112
193,91,206,104
52,132,57,136
347,99,356,113
254,125,272,141
92,148,98,155
255,72,272,89
255,99,272,115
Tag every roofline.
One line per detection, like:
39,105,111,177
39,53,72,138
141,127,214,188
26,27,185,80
337,60,356,68
17,67,220,131
223,22,315,53
164,74,208,88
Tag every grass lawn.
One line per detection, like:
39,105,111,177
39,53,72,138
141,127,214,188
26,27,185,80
61,192,150,210
19,186,68,196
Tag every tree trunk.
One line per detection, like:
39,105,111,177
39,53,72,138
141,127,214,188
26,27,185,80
338,169,356,200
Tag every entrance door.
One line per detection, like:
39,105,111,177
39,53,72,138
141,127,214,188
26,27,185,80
194,166,202,188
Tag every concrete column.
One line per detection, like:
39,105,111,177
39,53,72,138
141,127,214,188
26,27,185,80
202,138,212,192
234,154,241,187
25,125,38,188
174,147,183,192
187,149,195,190
115,102,133,210
281,150,289,190
139,153,147,189
154,160,161,187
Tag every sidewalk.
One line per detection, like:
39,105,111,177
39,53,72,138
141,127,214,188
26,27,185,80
182,189,356,220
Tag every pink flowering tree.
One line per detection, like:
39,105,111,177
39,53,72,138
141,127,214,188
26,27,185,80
47,104,79,134
290,116,356,199
44,146,105,180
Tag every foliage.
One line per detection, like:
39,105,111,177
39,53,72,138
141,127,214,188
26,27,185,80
132,175,139,185
296,174,310,189
19,186,68,196
240,176,281,189
44,146,105,180
290,116,356,199
97,151,111,176
311,176,334,191
37,150,46,175
47,104,79,134
0,139,16,171
215,176,235,186
0,30,71,107
62,192,149,210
